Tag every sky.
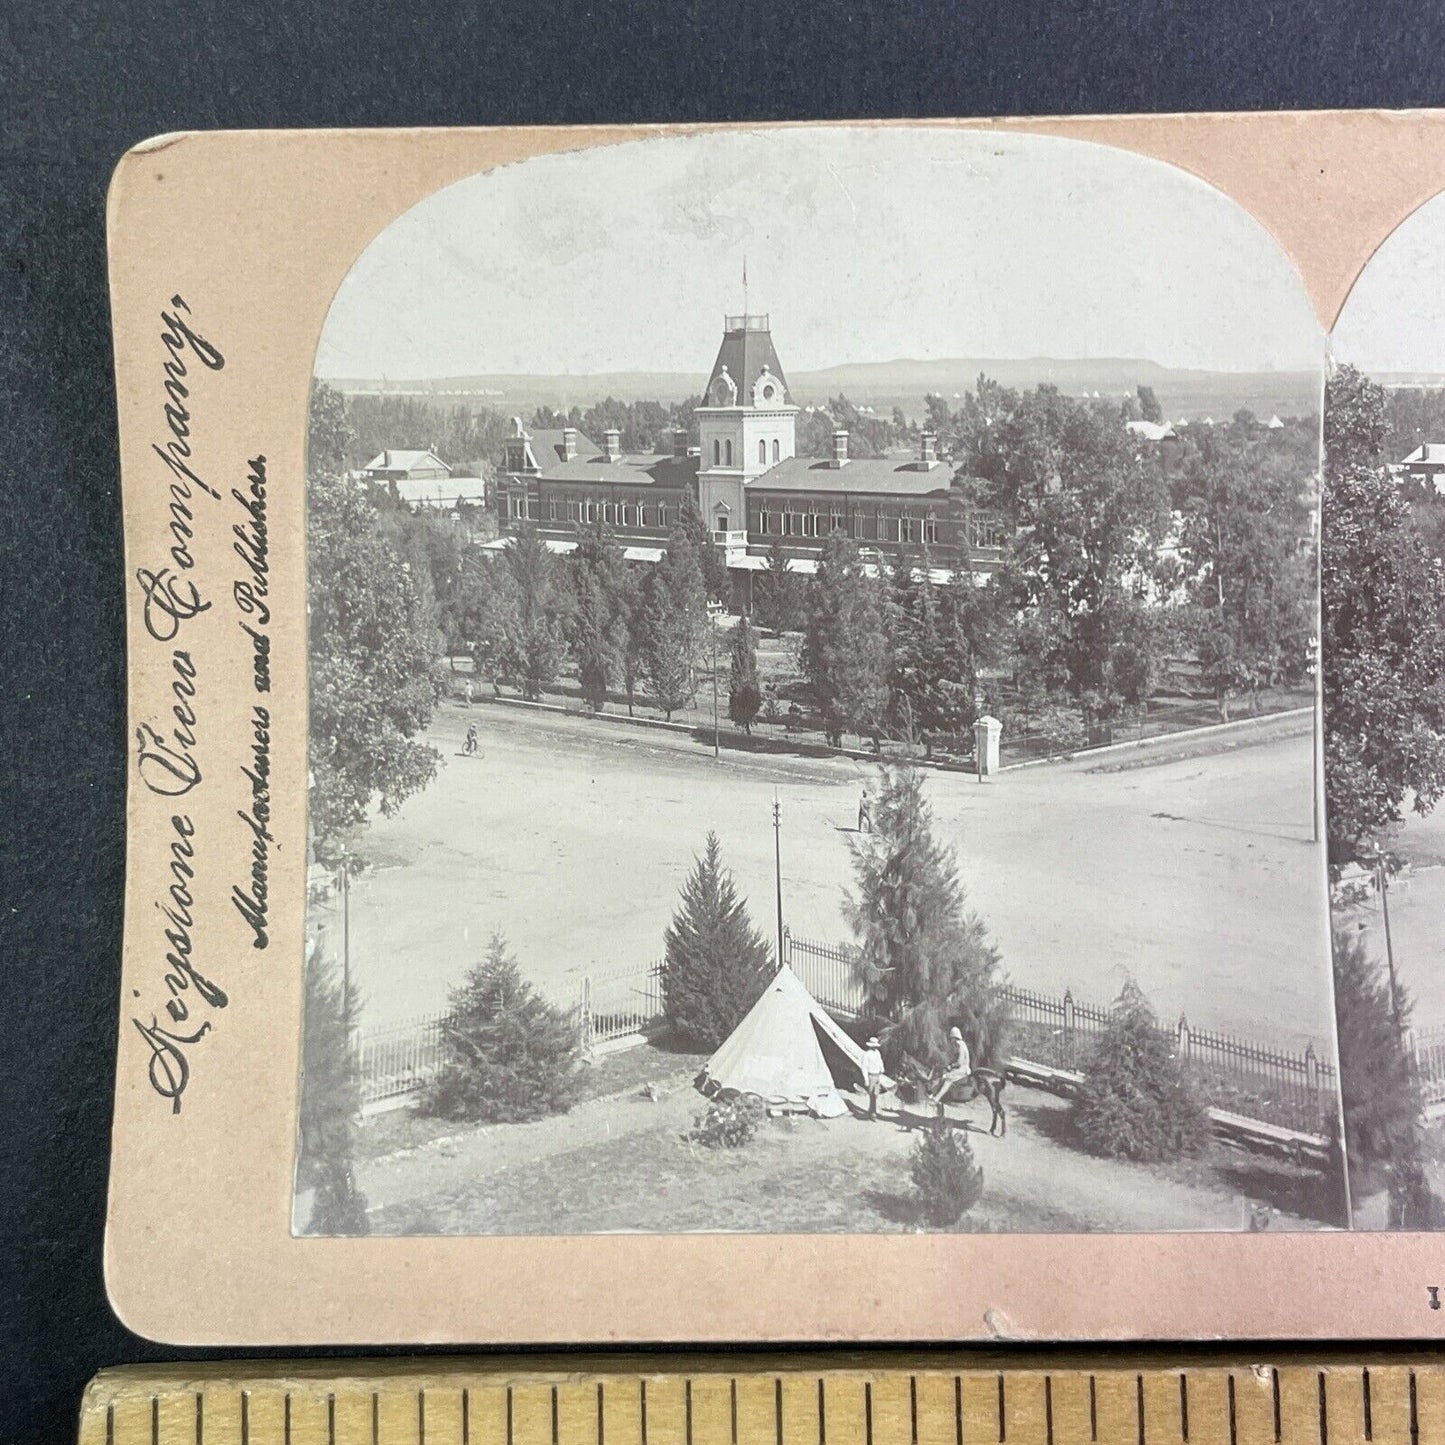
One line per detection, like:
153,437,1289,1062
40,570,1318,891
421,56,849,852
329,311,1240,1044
1333,189,1445,375
314,126,1326,382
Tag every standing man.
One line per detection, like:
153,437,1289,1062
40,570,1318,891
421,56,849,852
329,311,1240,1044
858,786,872,834
861,1035,886,1120
464,678,474,708
930,1025,972,1114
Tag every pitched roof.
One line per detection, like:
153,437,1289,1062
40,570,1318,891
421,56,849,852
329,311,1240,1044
1401,443,1445,465
394,475,488,505
1125,420,1176,442
702,320,792,408
524,449,700,489
746,454,953,496
524,428,597,466
362,448,450,475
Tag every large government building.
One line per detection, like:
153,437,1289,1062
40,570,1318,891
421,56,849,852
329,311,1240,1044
492,314,1006,608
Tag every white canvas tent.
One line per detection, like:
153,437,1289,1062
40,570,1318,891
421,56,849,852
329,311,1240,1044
696,965,868,1115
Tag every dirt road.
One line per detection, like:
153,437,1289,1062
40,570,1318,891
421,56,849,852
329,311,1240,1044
335,702,1334,1051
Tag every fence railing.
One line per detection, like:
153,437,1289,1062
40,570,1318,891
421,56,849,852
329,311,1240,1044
352,933,1337,1135
1411,1023,1445,1107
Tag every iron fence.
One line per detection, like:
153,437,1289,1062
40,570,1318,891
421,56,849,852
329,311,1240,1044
1411,1023,1445,1108
352,933,1337,1133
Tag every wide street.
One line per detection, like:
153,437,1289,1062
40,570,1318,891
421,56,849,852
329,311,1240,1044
336,703,1335,1052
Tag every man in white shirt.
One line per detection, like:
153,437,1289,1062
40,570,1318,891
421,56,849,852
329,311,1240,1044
861,1035,886,1120
930,1025,973,1112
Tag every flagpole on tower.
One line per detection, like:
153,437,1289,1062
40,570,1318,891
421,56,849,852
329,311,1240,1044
743,256,748,318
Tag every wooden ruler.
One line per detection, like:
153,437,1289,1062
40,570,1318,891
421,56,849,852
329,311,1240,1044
76,1354,1445,1445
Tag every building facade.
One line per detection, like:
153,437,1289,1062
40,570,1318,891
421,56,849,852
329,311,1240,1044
493,316,1007,606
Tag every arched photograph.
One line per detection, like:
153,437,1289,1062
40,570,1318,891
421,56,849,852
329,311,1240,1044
295,125,1342,1237
1325,191,1445,1230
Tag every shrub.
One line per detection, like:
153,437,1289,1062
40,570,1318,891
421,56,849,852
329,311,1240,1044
689,1096,762,1149
297,941,369,1235
1071,979,1208,1162
420,934,581,1124
910,1127,984,1226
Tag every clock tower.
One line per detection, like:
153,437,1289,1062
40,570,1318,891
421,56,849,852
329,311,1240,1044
695,313,798,546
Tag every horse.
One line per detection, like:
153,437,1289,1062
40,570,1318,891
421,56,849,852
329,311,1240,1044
895,1053,1008,1138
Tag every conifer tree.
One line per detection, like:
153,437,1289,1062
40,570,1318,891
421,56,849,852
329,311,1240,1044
728,615,762,733
421,935,581,1123
754,541,805,635
568,518,628,712
298,941,369,1235
802,532,890,747
843,762,1009,1070
1072,979,1208,1162
640,527,707,719
504,523,571,700
680,495,731,602
1332,927,1433,1223
662,832,774,1048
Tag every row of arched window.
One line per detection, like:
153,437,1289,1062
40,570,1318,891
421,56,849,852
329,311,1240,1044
708,437,783,467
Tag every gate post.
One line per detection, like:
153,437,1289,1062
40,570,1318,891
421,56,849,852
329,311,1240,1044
1176,1014,1191,1060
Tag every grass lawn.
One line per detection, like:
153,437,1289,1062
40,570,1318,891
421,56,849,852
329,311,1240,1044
361,1083,1340,1236
356,1036,710,1164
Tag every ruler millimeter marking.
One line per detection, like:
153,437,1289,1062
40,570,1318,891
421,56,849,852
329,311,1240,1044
78,1361,1441,1445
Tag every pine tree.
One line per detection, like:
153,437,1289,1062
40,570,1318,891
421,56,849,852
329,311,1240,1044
680,495,731,602
662,832,775,1048
640,528,706,720
420,935,581,1123
1072,979,1208,1162
1332,926,1433,1223
728,615,762,733
802,532,891,747
568,518,628,712
297,941,369,1235
843,762,1010,1071
754,541,804,635
504,524,571,701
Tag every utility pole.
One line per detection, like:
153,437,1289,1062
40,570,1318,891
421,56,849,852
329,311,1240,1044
712,614,720,761
1379,855,1402,1035
772,793,785,971
340,848,351,1021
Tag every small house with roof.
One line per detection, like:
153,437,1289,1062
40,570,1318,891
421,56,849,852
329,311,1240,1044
1398,443,1445,497
361,448,452,483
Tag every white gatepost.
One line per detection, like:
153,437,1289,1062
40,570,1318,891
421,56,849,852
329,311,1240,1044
973,714,1002,777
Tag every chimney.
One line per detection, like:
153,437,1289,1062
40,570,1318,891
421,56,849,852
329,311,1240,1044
603,428,622,463
920,431,938,466
561,426,578,461
830,429,850,468
672,427,689,459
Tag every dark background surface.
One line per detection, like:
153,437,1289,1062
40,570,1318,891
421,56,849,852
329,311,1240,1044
3,2,1444,1441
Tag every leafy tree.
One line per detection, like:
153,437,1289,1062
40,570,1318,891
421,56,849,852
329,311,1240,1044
308,383,444,862
843,762,1010,1072
1071,980,1208,1162
728,615,762,733
297,942,369,1235
754,540,806,635
1332,927,1434,1225
639,527,707,719
1322,367,1445,859
801,532,891,747
978,386,1173,727
1136,384,1163,424
1173,417,1315,720
420,935,581,1123
910,1128,984,1226
662,832,774,1048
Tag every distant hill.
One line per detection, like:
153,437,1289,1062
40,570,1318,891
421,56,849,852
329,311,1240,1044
323,357,1321,422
